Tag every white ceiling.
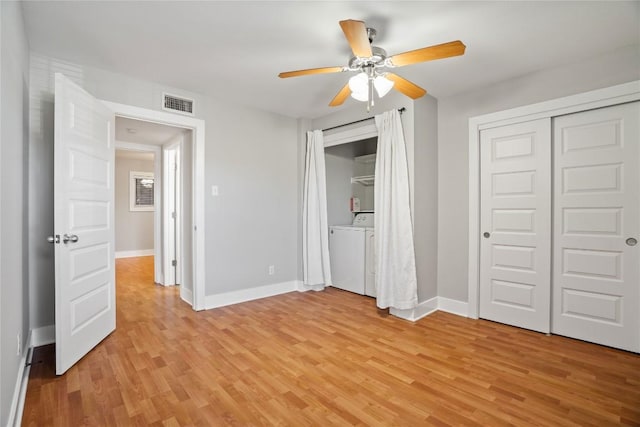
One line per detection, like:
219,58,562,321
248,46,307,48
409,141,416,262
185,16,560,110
115,117,186,146
21,1,640,119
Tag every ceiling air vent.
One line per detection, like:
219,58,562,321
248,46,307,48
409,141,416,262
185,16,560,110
162,93,194,115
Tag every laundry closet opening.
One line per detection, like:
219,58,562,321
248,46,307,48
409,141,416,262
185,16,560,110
325,136,377,297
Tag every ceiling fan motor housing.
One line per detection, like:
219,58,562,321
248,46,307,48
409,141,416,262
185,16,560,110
348,46,388,70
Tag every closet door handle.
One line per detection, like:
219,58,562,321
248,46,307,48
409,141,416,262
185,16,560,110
483,232,490,238
626,237,637,246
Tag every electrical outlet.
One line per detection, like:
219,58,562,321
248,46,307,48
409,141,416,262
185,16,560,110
16,333,21,356
268,265,275,275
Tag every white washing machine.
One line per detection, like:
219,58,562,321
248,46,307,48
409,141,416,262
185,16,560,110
329,213,375,297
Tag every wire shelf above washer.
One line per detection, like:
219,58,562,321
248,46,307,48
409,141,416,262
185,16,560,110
351,175,375,186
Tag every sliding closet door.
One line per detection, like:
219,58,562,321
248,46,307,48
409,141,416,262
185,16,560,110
552,102,639,352
479,119,551,333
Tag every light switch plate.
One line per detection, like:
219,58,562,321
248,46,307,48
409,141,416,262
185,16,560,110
211,185,219,196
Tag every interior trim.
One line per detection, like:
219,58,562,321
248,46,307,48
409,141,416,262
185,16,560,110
103,101,207,311
323,123,377,147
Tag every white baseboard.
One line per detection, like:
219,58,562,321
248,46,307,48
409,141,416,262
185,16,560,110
115,249,154,259
180,286,193,305
390,297,468,322
390,297,439,321
8,331,32,427
31,325,55,347
438,297,469,317
204,280,302,309
10,323,62,426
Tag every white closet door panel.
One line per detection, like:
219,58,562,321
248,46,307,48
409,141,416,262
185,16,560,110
552,102,639,352
479,119,551,333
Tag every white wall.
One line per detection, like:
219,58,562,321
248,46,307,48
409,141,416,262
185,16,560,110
114,155,154,253
205,102,298,294
296,119,311,281
0,1,30,424
413,95,439,301
437,45,640,302
28,54,299,328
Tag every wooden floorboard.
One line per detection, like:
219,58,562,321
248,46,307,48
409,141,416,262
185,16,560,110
22,256,640,426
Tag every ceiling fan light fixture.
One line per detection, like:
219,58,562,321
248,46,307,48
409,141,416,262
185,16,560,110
349,72,394,103
348,72,369,100
350,90,369,102
374,75,394,98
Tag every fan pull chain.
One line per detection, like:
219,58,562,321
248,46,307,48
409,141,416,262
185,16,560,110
367,69,374,112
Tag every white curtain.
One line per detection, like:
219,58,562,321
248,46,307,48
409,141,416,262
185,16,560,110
302,130,332,288
374,110,418,309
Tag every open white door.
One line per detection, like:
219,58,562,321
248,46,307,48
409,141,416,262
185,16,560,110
54,73,116,375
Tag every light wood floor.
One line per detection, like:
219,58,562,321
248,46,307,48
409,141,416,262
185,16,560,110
23,256,640,426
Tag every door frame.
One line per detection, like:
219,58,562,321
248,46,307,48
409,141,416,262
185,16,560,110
103,101,206,311
468,80,640,319
114,141,162,283
162,140,182,288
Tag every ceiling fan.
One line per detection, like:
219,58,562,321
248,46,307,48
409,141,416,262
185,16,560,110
279,19,466,111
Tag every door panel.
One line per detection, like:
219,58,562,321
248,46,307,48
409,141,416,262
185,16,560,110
479,119,551,333
552,102,639,352
164,147,177,286
55,73,115,374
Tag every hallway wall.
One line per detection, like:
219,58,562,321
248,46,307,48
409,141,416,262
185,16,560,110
115,154,155,255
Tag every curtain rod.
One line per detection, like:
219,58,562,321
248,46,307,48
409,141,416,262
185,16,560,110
322,107,405,132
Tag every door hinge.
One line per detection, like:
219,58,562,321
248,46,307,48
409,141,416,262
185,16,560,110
171,211,176,219
172,260,177,267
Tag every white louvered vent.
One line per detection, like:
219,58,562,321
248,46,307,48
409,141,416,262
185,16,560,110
163,93,194,115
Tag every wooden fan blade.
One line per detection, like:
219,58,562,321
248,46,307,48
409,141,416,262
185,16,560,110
329,83,351,107
279,66,344,78
386,73,427,99
389,40,466,67
339,19,373,58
